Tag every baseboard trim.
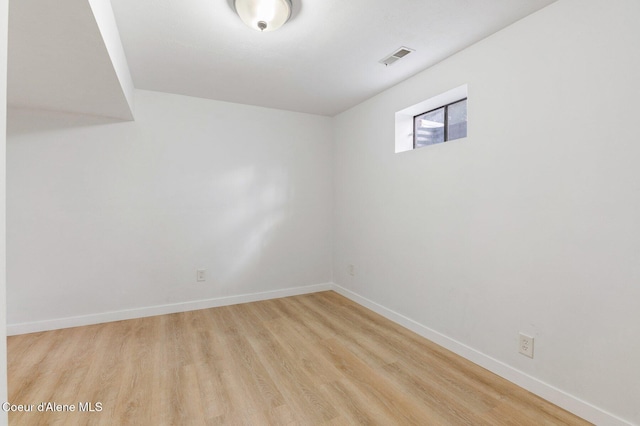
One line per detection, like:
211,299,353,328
331,283,633,426
7,282,333,336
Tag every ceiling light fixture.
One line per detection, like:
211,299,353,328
234,0,292,32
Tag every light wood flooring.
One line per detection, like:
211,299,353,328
7,291,591,425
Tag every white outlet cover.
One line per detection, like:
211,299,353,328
519,333,534,358
196,269,206,282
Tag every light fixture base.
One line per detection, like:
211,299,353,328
234,0,292,32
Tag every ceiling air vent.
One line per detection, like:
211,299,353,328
379,47,414,66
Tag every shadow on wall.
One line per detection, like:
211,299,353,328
7,107,127,136
207,166,289,285
6,106,299,322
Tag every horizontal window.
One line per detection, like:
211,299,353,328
414,98,467,148
394,84,468,153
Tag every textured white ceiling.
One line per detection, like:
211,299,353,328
110,0,557,116
8,0,557,118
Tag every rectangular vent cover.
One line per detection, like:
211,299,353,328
380,46,414,66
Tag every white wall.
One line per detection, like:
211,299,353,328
333,0,640,424
0,0,8,422
7,90,332,327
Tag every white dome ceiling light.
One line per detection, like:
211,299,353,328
234,0,292,32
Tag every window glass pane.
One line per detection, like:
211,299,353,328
414,107,445,147
447,99,467,141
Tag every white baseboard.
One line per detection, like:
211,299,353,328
331,284,633,426
6,282,333,336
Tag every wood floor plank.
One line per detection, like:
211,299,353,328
7,291,592,425
320,336,450,425
320,379,404,425
292,294,398,368
245,318,338,423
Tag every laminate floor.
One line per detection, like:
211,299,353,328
7,291,592,425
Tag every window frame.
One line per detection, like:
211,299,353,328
413,97,467,149
394,84,467,154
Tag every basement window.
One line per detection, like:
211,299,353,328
414,98,467,148
395,84,468,153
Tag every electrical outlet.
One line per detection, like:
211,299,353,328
348,264,355,276
519,333,534,358
196,269,206,282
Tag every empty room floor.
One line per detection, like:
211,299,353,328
7,291,591,425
